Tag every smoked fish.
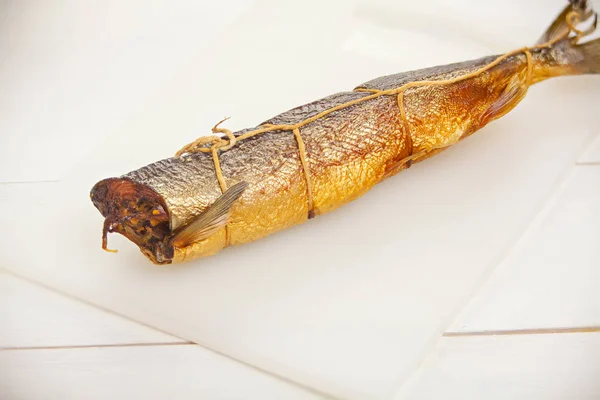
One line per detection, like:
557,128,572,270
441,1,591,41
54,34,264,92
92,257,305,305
91,1,600,264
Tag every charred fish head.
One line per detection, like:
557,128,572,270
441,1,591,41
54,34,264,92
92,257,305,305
90,178,174,264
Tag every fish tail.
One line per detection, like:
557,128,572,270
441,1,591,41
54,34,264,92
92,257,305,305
535,0,593,45
569,38,600,74
535,36,600,79
530,0,599,81
480,2,598,124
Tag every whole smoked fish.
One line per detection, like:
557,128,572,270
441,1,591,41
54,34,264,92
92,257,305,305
91,1,600,264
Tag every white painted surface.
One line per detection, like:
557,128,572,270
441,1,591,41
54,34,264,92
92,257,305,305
448,166,600,333
0,272,181,349
0,346,325,400
396,334,600,400
0,0,252,182
579,134,600,163
7,93,599,399
1,1,599,400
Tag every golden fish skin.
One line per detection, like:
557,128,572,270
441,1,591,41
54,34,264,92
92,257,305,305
91,1,600,264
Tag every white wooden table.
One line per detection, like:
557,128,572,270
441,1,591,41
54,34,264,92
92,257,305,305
2,1,599,399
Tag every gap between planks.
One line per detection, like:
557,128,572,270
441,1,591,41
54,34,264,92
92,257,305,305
1,342,193,352
0,180,60,185
443,326,600,337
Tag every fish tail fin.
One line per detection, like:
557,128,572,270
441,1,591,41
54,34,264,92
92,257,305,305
531,1,600,79
536,1,594,45
539,37,600,78
570,38,600,74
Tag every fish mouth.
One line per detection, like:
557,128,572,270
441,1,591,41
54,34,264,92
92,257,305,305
90,177,174,265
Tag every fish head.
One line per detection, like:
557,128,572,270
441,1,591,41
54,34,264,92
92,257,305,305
90,178,175,265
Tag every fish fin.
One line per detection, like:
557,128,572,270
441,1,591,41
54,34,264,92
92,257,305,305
572,38,600,74
171,181,248,248
536,1,594,45
479,74,528,126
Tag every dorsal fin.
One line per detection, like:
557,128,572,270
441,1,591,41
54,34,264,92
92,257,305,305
170,181,248,248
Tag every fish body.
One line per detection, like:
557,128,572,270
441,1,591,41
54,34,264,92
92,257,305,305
91,1,600,264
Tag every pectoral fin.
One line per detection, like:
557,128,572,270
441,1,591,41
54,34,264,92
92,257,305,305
170,181,249,248
479,74,528,126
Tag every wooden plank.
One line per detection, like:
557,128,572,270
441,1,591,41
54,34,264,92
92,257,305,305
579,134,600,164
0,346,325,400
396,333,600,400
448,167,600,333
0,0,251,182
0,272,182,348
